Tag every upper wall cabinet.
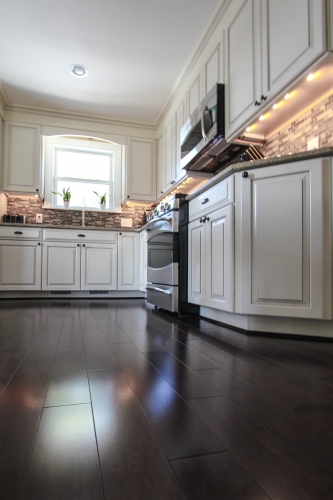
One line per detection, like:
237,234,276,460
3,122,43,196
124,137,156,202
224,0,326,139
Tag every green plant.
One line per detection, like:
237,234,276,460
52,187,72,201
93,191,107,204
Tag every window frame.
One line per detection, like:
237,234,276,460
43,136,123,212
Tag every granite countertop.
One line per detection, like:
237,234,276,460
186,147,333,201
0,223,141,232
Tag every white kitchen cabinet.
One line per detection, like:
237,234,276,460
188,204,234,312
42,229,118,291
224,0,326,138
139,230,147,293
163,116,176,193
42,242,81,290
3,121,43,196
234,158,331,319
157,132,165,198
175,100,186,183
81,243,117,291
0,240,42,290
118,232,139,290
124,137,156,202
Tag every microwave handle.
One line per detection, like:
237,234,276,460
201,105,211,142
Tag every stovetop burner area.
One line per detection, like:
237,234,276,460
146,193,186,222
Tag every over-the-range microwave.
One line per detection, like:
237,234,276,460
180,83,264,173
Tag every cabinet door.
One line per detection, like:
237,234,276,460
42,242,80,290
164,116,176,193
3,122,42,195
0,241,41,290
139,230,147,292
205,205,234,312
262,0,326,99
188,219,206,305
235,159,327,318
175,100,186,182
125,137,156,202
224,0,262,138
81,244,117,291
118,233,139,290
157,132,165,198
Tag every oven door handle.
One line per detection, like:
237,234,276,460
146,285,172,295
146,215,172,230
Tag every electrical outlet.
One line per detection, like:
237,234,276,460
307,137,319,150
36,214,43,223
121,218,132,227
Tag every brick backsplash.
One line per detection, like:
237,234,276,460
6,197,149,229
262,92,333,157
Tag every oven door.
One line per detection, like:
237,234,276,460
147,232,179,285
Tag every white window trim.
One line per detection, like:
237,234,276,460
43,136,123,212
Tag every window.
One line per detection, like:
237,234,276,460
43,136,123,211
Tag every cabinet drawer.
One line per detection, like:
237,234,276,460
43,229,118,243
189,176,234,221
0,226,42,240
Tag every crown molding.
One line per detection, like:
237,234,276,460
2,100,156,132
155,0,231,129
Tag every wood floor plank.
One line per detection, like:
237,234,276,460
0,351,27,395
171,452,271,500
44,328,90,407
111,342,225,460
186,396,333,500
0,359,55,499
22,404,103,500
89,369,187,500
82,328,119,370
121,329,167,353
144,351,220,399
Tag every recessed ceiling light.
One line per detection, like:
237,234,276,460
70,64,88,78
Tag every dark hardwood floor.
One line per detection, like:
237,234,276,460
0,298,333,499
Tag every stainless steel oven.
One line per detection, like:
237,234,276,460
146,196,183,313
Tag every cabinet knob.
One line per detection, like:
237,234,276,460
160,191,163,194
14,231,23,235
199,218,204,223
205,217,210,222
254,100,261,106
83,244,85,247
170,180,175,184
127,195,130,198
77,234,86,237
261,94,267,101
77,243,80,246
119,232,122,235
38,242,41,246
36,188,39,192
242,171,249,178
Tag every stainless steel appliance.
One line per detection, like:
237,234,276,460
146,195,183,313
1,214,27,224
180,83,264,173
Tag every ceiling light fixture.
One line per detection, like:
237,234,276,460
259,115,265,121
273,103,278,110
284,93,291,100
246,126,251,132
307,73,314,81
70,64,88,78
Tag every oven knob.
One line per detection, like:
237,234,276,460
160,204,165,212
164,203,170,211
154,208,159,216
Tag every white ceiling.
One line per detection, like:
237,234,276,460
0,0,222,125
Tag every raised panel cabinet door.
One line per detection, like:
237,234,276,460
164,117,176,192
3,122,41,194
42,242,80,290
235,159,327,318
81,244,117,291
224,0,262,138
262,0,326,98
175,100,186,182
188,219,206,306
126,138,156,201
157,132,165,198
0,241,41,290
205,205,234,312
118,233,139,290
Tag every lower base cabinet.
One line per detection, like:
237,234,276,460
188,204,234,312
42,242,117,291
118,232,139,291
0,240,42,290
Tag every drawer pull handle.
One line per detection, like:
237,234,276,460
146,285,171,295
77,234,86,237
14,231,23,235
201,198,209,205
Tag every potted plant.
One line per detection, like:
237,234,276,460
93,191,107,211
52,187,72,208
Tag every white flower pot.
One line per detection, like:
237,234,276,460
100,203,106,211
63,201,70,209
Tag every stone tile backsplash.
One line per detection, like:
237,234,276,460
6,197,148,229
262,91,333,157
